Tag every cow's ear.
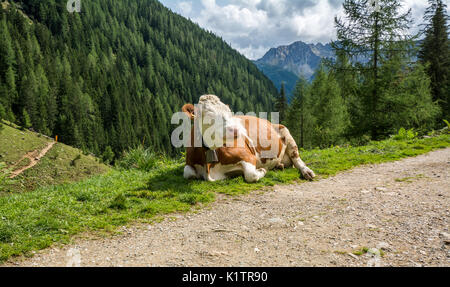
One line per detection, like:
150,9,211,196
182,104,195,120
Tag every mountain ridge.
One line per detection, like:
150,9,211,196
254,41,336,100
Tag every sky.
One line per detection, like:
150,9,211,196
159,0,449,60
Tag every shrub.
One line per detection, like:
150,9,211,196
117,146,160,172
393,128,418,141
443,120,450,134
101,146,115,165
109,194,127,210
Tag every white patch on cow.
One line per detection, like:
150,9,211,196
241,161,267,183
184,165,198,179
196,95,250,149
198,95,233,121
208,163,243,181
259,158,281,171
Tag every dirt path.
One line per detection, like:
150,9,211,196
5,148,450,267
9,142,55,179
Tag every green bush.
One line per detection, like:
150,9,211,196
443,120,450,134
393,128,418,141
117,146,161,172
109,194,127,210
101,146,115,165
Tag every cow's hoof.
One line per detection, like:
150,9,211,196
275,164,285,170
301,167,316,180
258,168,267,176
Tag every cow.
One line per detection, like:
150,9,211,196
181,95,315,183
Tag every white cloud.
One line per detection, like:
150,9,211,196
177,1,193,15
192,0,344,59
160,0,439,60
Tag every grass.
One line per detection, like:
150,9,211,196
8,143,110,193
352,247,370,256
0,133,449,262
0,123,110,194
395,174,426,183
0,123,49,165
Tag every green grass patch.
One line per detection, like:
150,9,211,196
0,134,449,262
0,124,110,194
395,174,426,183
352,247,370,256
9,144,110,193
0,124,49,165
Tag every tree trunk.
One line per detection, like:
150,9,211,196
371,12,380,140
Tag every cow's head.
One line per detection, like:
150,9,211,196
182,95,247,150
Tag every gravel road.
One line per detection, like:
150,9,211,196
4,148,450,267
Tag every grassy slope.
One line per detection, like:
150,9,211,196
0,123,110,194
0,123,50,166
0,133,449,262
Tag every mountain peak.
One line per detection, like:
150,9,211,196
256,40,335,79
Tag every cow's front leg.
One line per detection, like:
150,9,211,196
241,161,267,183
292,157,315,180
184,165,198,179
205,163,216,182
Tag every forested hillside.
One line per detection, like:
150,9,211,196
0,0,278,157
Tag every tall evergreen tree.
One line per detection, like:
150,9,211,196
275,82,288,124
332,0,414,139
419,0,449,120
286,77,310,148
307,66,349,148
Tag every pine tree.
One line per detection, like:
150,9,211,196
286,77,310,148
379,58,440,134
102,146,115,164
419,0,449,120
275,82,288,124
307,66,349,148
0,16,16,116
0,102,6,122
332,0,414,139
21,109,32,129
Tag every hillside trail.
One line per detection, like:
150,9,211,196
4,148,450,267
9,142,56,179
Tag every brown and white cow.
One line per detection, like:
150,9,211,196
181,95,315,183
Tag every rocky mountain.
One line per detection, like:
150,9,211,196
257,41,335,79
254,41,336,100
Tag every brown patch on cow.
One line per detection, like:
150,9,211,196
278,138,284,158
214,138,257,167
186,127,207,168
182,104,195,120
186,127,257,173
273,124,286,130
